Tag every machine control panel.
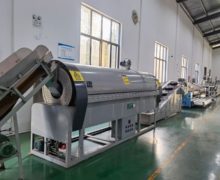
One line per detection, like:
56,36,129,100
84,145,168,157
112,116,136,140
125,119,134,133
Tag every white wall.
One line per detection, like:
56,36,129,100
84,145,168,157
212,49,220,80
0,0,13,61
175,6,194,79
0,0,13,134
14,0,81,61
139,0,212,82
11,0,81,133
139,0,177,78
0,0,213,133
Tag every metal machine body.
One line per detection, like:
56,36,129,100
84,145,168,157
140,81,183,125
0,45,158,172
31,61,158,168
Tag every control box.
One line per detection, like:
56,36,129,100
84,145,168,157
112,115,136,140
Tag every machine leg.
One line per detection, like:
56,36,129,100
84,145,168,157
153,108,157,128
137,114,141,133
13,115,24,180
0,163,5,171
65,127,72,165
78,128,85,158
115,120,118,141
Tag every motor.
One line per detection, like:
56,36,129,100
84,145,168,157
0,134,16,159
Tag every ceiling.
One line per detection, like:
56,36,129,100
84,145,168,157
177,0,220,49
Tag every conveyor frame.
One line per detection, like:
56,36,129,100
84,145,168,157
0,60,54,180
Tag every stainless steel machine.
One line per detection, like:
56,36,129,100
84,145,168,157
0,45,158,174
31,60,158,167
140,81,184,125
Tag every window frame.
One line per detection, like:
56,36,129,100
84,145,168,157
181,56,188,80
154,41,168,83
80,3,121,68
195,63,200,83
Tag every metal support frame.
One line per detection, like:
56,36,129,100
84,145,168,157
177,0,220,49
153,108,157,129
114,120,118,141
0,62,53,127
0,61,54,179
194,11,220,25
137,114,141,133
13,114,24,180
210,40,220,46
176,0,187,3
78,128,85,158
31,115,155,168
204,29,220,37
212,45,220,49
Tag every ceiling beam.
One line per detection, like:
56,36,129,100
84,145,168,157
176,0,187,3
212,45,220,50
210,40,220,46
194,12,220,24
204,29,220,37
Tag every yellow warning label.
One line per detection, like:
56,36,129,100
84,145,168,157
122,75,130,85
69,70,85,82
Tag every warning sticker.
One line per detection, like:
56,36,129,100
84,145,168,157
69,70,85,82
122,75,130,85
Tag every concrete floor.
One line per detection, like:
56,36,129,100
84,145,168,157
1,99,220,180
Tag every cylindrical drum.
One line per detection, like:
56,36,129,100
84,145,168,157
42,60,156,106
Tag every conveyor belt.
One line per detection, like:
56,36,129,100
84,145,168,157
0,45,52,120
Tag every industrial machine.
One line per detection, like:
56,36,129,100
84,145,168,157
31,60,158,168
0,134,16,159
182,82,215,108
0,45,56,179
0,45,158,175
140,81,184,125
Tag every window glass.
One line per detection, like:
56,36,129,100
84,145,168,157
195,63,200,83
111,22,119,43
91,39,100,66
92,12,101,38
156,44,160,59
163,47,166,60
160,47,163,59
102,42,111,67
80,35,90,65
81,6,91,35
102,17,111,41
154,42,168,83
111,45,117,68
181,57,188,79
80,4,120,68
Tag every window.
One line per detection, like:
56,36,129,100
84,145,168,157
80,4,121,68
154,42,168,83
181,57,188,79
195,63,200,83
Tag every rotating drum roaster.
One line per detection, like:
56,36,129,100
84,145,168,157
31,60,158,167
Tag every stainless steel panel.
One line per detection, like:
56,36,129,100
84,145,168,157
61,60,156,95
31,103,74,142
